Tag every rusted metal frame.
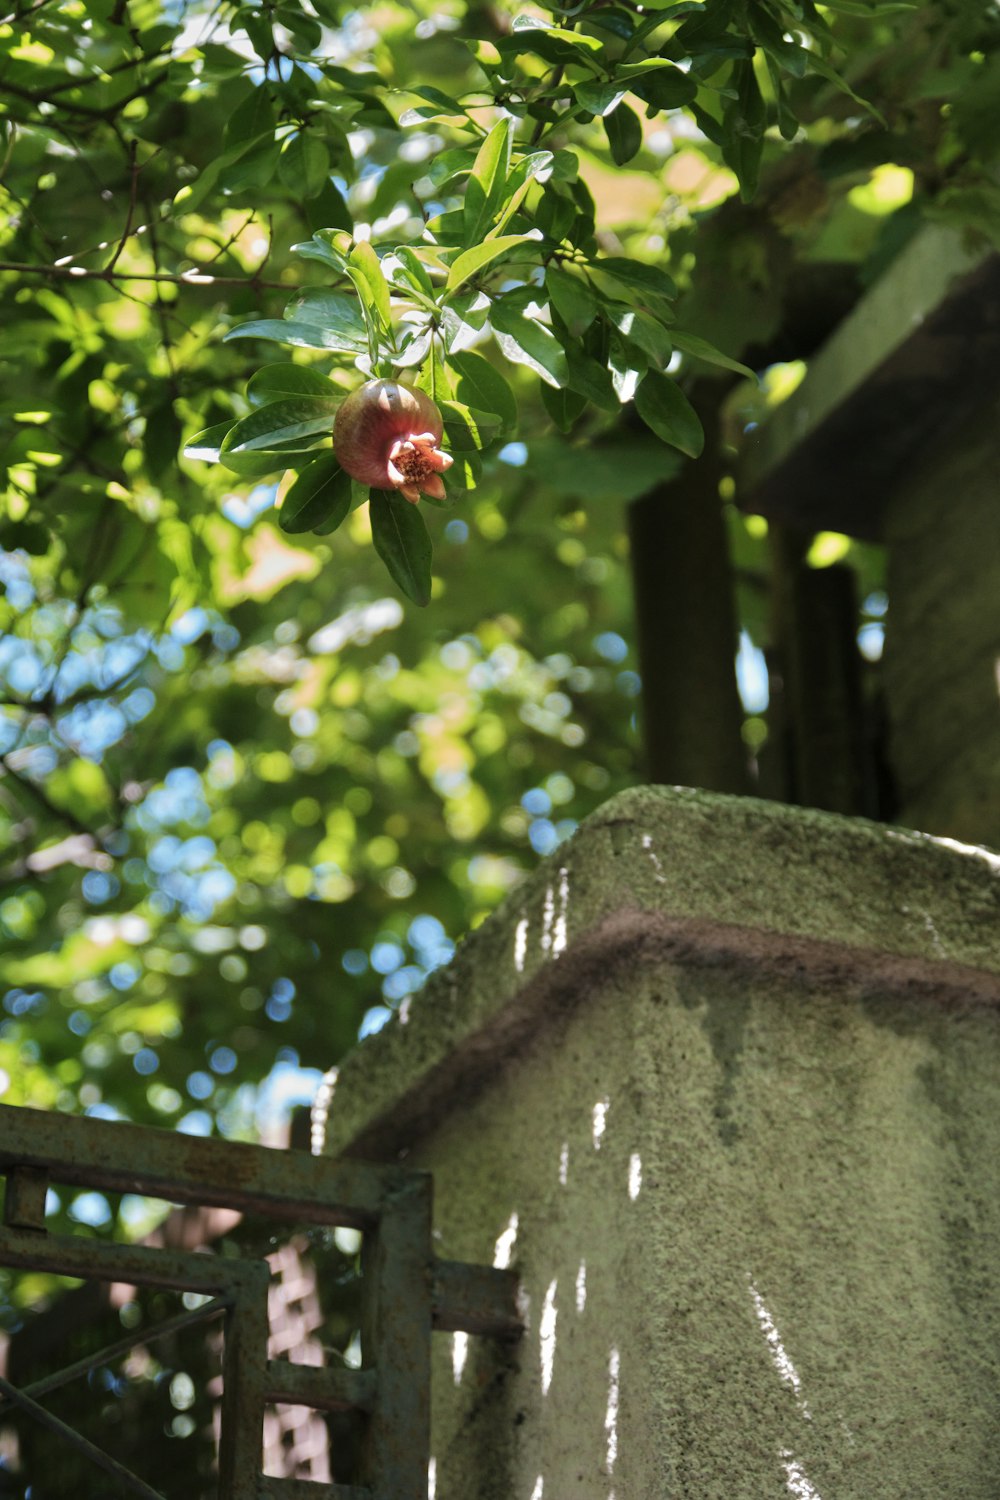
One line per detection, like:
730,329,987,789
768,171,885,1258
0,1224,262,1295
4,1165,48,1229
0,1105,519,1333
358,1174,434,1500
0,1371,166,1500
264,1359,377,1413
0,1102,525,1496
431,1260,521,1338
0,1103,402,1227
0,1232,269,1496
217,1262,271,1500
0,1295,227,1414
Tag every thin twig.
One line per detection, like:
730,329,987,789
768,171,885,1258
104,138,141,275
0,260,291,289
1,71,169,119
0,0,56,25
0,755,105,844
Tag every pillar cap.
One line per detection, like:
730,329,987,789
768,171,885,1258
315,788,1000,1160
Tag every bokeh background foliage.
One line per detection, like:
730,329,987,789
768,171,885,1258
1,0,999,1177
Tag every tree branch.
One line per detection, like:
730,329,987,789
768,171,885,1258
0,261,291,290
104,138,141,276
0,70,170,119
0,755,106,845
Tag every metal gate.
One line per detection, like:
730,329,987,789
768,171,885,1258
0,1103,521,1497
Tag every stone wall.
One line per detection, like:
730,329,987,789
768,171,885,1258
317,787,1000,1499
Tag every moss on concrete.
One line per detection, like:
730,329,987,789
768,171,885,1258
316,788,1000,1498
318,787,1000,1161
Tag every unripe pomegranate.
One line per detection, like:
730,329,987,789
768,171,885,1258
333,379,453,504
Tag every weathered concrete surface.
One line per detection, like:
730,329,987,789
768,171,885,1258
882,394,1000,847
316,787,1000,1499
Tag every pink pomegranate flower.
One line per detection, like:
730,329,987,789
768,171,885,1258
333,379,453,504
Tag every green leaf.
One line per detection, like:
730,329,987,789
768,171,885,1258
307,180,353,233
634,371,703,458
441,400,485,448
439,401,486,491
221,397,339,455
503,19,604,67
723,59,766,202
399,100,470,127
428,147,476,189
604,100,643,166
575,80,628,117
546,267,597,339
590,256,677,303
440,290,492,353
219,136,281,193
243,12,273,59
670,330,756,380
279,455,353,534
445,231,542,293
284,289,368,347
511,19,603,54
182,419,234,464
487,151,553,238
491,298,569,389
275,4,322,49
278,133,331,199
806,53,887,124
565,347,617,410
549,150,579,183
464,117,511,244
725,131,763,203
223,319,363,353
247,364,338,405
751,9,808,77
469,37,504,73
219,444,324,480
427,207,467,245
449,351,518,434
605,304,673,364
534,188,577,244
348,241,392,332
541,383,587,433
369,490,433,605
224,86,276,149
628,64,698,110
391,247,436,298
609,339,644,401
404,85,471,113
586,9,635,41
290,231,350,273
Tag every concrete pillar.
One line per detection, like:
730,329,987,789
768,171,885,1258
316,787,1000,1499
882,393,1000,846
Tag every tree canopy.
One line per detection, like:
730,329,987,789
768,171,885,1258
1,0,998,1167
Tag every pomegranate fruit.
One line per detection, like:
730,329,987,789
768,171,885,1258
333,379,453,504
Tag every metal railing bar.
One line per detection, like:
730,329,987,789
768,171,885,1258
0,1225,264,1295
263,1359,377,1413
358,1176,433,1500
0,1296,228,1415
0,1103,410,1226
217,1280,271,1500
431,1260,522,1338
0,1372,167,1500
